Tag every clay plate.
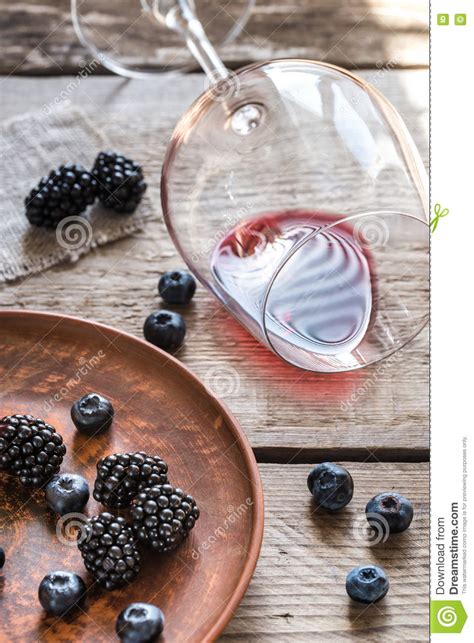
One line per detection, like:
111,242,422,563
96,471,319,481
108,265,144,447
0,310,264,642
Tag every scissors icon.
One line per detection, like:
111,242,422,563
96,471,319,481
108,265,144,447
430,203,449,233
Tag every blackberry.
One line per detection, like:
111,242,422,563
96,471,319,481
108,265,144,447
92,151,147,213
131,484,199,553
25,163,97,228
0,415,66,487
93,452,169,509
78,512,141,591
0,417,19,470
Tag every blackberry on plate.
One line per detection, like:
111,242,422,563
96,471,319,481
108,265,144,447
25,163,97,228
0,414,66,487
38,571,87,616
0,547,5,569
92,151,147,214
71,392,114,435
94,452,168,509
116,602,165,642
78,512,141,590
131,483,199,553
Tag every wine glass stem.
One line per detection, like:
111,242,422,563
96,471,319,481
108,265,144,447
155,0,230,81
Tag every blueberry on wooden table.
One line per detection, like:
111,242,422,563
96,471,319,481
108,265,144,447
366,492,414,535
143,311,186,351
307,462,354,510
158,270,196,305
346,565,389,604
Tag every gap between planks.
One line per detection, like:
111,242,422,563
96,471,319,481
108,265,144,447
253,447,430,464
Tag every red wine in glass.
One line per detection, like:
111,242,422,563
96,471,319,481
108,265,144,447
211,210,374,356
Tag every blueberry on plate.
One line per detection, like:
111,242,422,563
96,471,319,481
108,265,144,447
45,473,90,515
307,462,354,510
38,571,87,616
143,311,186,352
366,492,414,535
0,547,5,569
158,270,196,305
346,564,389,604
71,393,114,435
116,602,165,642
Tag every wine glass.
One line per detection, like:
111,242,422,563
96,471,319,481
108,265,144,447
73,0,429,373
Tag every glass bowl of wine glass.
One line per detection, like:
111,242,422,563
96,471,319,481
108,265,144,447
161,59,429,372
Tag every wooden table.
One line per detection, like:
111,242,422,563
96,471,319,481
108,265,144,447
0,2,428,640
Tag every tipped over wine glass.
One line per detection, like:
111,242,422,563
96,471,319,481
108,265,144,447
72,0,429,373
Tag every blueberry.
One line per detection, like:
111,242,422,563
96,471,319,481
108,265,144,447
38,571,87,616
71,393,114,435
0,547,5,569
143,311,186,352
158,270,196,305
307,462,354,510
116,602,165,642
366,492,414,535
346,564,389,603
45,473,90,515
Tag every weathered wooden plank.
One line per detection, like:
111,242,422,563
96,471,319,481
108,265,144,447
0,0,428,75
222,462,429,641
0,70,429,457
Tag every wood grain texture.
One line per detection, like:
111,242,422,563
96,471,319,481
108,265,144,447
0,0,428,75
0,311,264,643
0,70,429,458
222,462,429,641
